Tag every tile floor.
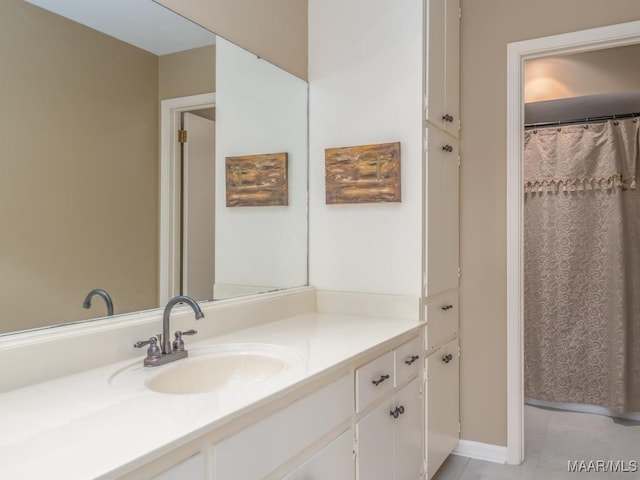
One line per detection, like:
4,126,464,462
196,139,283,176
433,405,640,479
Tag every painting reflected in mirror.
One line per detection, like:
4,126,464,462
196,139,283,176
0,0,308,336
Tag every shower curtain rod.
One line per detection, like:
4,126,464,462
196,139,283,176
524,111,640,129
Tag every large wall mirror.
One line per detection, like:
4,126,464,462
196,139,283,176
0,0,308,336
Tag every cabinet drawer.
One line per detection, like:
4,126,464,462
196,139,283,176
214,375,353,479
355,351,394,412
425,291,458,349
394,337,423,386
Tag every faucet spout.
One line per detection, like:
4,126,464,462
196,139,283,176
82,288,114,316
162,295,204,354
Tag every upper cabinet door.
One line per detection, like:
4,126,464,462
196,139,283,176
425,127,460,296
425,0,460,138
444,0,460,138
426,0,446,131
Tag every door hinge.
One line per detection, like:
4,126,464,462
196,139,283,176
353,440,359,459
458,421,461,433
178,129,187,143
423,366,428,382
458,154,461,167
457,267,461,278
459,7,462,19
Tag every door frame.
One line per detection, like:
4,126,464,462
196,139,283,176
159,93,216,305
506,20,640,465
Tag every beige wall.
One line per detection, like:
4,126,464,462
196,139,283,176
159,45,216,100
525,44,640,102
459,0,640,446
155,0,308,81
0,0,159,333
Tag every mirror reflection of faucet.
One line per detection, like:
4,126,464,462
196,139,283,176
82,289,114,316
134,295,204,367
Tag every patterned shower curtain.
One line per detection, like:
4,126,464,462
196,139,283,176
524,117,640,415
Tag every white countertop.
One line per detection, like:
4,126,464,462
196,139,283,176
0,311,421,479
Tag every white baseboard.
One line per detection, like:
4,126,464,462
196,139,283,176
453,439,508,464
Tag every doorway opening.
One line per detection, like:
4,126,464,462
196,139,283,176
159,93,216,305
506,20,640,465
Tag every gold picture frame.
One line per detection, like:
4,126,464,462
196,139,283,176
325,142,401,204
225,152,288,207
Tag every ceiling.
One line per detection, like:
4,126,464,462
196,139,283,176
24,0,217,56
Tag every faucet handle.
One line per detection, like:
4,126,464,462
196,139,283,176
134,337,154,348
134,336,162,363
173,329,198,352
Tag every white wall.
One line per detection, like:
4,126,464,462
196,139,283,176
308,0,423,296
215,37,308,291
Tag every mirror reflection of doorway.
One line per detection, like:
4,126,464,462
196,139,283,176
181,110,215,301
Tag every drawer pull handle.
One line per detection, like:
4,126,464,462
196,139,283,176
441,304,454,311
404,355,420,365
372,374,390,386
442,114,454,123
390,405,406,419
442,144,454,153
442,353,454,364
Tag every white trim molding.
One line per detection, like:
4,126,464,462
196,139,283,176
506,20,640,465
159,93,216,305
453,440,508,464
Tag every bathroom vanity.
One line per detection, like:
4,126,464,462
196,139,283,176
0,290,425,479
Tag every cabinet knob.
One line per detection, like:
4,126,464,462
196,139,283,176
404,355,420,365
442,114,454,123
390,405,406,418
442,144,454,153
442,353,454,364
441,304,454,311
372,374,390,386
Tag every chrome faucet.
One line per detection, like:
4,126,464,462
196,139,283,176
134,295,204,367
82,288,114,316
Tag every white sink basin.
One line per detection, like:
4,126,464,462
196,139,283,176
147,351,287,395
109,343,303,396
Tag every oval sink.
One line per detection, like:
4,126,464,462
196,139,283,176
147,351,287,395
109,343,304,395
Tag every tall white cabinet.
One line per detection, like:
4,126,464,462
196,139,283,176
424,0,461,477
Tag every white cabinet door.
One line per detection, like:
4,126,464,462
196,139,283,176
152,453,206,480
357,379,423,480
393,378,423,480
356,398,395,480
425,0,446,131
299,430,354,480
425,126,459,296
444,0,460,139
426,338,459,479
425,0,460,138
